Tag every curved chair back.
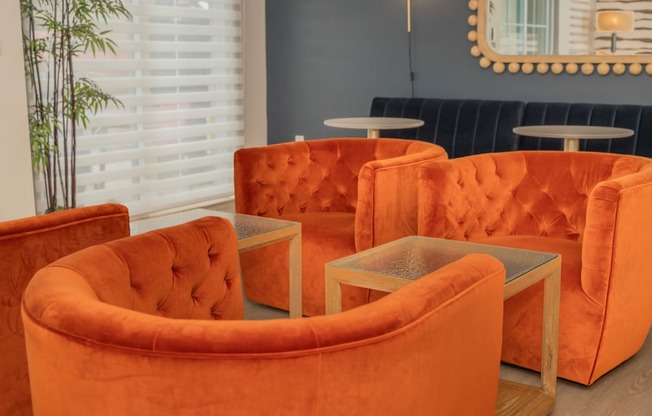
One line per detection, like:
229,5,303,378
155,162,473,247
234,138,443,217
0,203,129,415
419,150,652,242
23,217,504,416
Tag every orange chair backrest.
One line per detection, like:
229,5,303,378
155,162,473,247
0,204,129,415
234,138,441,217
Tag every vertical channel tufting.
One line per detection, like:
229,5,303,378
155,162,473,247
612,106,642,155
415,99,427,142
470,103,481,155
491,102,502,153
632,108,643,155
451,102,462,157
433,100,443,146
371,97,521,155
635,107,652,156
372,97,652,158
454,101,481,157
437,101,461,155
401,99,426,139
415,99,444,143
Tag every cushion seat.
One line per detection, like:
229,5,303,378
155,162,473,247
470,235,604,379
241,212,372,315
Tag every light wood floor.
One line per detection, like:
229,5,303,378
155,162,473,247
215,201,652,414
244,300,652,415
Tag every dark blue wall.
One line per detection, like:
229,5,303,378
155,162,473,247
266,0,651,144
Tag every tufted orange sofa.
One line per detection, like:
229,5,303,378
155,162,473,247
22,217,505,415
417,151,652,385
234,138,447,315
0,203,130,415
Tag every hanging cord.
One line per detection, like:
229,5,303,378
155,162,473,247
408,28,415,98
407,0,415,98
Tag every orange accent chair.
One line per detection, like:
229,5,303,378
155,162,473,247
22,217,505,416
417,151,652,385
0,203,130,415
234,138,447,316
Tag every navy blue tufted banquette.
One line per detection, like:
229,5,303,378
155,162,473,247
370,97,652,158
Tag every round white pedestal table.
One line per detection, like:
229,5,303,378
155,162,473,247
324,117,424,138
513,125,634,152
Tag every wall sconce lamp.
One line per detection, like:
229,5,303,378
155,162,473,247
596,10,635,53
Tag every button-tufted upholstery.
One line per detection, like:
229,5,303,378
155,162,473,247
22,216,505,415
417,151,652,385
47,216,243,322
234,138,447,316
0,203,130,416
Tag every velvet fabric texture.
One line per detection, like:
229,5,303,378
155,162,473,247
22,215,505,415
417,151,652,385
234,138,447,315
0,204,130,415
371,97,652,157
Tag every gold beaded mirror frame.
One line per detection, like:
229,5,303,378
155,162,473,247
467,0,652,76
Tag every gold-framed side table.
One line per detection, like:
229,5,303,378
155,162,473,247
325,236,561,415
131,209,302,318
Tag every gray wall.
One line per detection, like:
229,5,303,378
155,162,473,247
266,0,652,144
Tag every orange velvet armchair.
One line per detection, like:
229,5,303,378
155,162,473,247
22,217,505,416
234,138,447,315
0,203,130,415
417,151,652,385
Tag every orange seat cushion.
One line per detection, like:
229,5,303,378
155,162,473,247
471,235,605,383
240,212,371,316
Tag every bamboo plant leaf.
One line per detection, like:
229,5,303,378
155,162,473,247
20,0,131,212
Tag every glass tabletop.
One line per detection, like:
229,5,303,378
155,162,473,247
130,209,298,240
329,236,558,284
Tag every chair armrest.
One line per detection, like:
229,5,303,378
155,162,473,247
582,168,652,305
355,147,447,252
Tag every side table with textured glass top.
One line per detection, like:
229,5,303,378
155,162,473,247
131,209,302,318
325,236,561,416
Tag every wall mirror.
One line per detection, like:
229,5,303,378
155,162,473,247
467,0,652,75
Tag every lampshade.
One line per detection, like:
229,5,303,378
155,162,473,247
596,11,635,32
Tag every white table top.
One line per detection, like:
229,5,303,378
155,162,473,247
324,117,424,130
513,125,634,139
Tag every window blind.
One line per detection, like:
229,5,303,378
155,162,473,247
558,0,592,55
34,0,244,216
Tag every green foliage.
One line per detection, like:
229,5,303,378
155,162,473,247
20,0,130,212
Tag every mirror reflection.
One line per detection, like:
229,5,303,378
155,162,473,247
486,0,652,56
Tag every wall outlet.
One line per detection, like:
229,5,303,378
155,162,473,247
295,135,304,142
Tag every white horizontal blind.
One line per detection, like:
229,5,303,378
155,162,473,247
55,0,244,216
557,0,592,55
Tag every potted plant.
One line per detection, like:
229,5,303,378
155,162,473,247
20,0,130,212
